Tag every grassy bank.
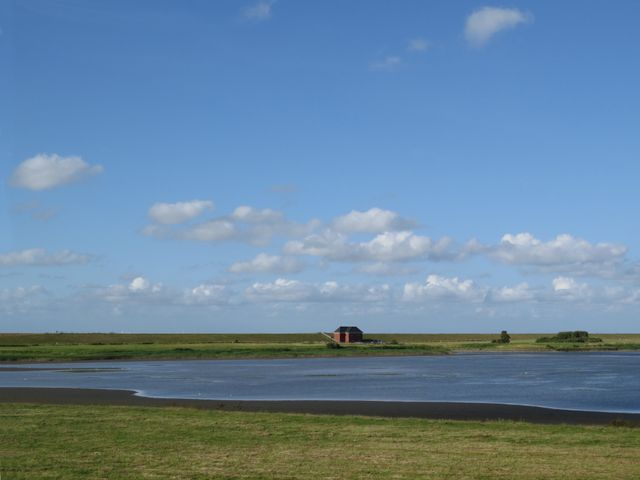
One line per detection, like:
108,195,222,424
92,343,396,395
1,403,639,479
1,333,639,362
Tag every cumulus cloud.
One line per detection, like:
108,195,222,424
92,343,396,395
487,233,627,275
464,6,532,47
0,286,46,315
0,249,91,267
285,230,455,263
552,276,590,299
97,276,165,303
403,274,486,302
183,284,228,305
94,276,228,307
332,208,415,234
407,38,431,52
143,204,315,246
229,253,305,274
231,206,284,224
10,154,103,190
490,283,534,302
243,1,273,22
148,200,213,225
0,285,45,301
179,219,237,242
245,278,391,303
370,56,402,71
129,276,154,292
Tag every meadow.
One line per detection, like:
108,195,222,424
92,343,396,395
1,403,639,479
1,332,640,362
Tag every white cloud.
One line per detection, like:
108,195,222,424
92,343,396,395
332,208,415,234
464,6,532,47
143,204,315,246
229,253,304,274
98,277,166,303
183,284,228,305
0,286,46,315
243,1,273,22
129,276,153,292
370,56,402,71
0,249,91,267
0,285,45,301
177,220,237,242
403,274,486,302
552,276,590,299
93,276,229,307
407,38,430,52
148,200,213,225
490,283,534,302
10,154,103,190
231,206,284,224
489,233,626,272
285,229,455,263
245,278,391,303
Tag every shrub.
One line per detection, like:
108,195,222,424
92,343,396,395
326,341,341,349
536,331,602,343
492,330,511,344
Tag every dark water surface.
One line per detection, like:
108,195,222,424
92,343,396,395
1,352,639,413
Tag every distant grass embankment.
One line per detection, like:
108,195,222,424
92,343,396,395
0,332,639,362
0,333,446,362
2,403,639,479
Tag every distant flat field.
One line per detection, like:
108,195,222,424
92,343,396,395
3,332,640,345
1,333,639,362
1,403,639,479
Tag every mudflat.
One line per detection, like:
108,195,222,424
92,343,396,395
2,387,639,425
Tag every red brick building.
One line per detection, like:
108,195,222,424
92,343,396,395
333,326,363,343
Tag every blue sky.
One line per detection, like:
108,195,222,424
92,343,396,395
2,0,640,332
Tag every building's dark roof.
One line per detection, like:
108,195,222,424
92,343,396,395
334,326,363,333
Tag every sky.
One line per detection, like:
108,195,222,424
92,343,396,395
2,0,640,333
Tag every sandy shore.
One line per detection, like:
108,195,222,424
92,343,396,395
1,387,638,425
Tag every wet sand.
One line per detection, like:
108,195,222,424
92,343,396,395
1,387,639,425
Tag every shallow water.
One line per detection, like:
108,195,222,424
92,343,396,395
1,352,639,413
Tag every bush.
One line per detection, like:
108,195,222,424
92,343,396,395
326,341,341,349
536,331,602,343
492,330,511,344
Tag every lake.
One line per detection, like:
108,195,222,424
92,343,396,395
1,352,639,413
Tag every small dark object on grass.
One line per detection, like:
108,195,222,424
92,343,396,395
326,341,341,349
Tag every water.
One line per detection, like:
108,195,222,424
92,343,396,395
1,352,639,413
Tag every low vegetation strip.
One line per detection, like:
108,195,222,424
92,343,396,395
1,403,639,479
0,342,448,362
1,333,639,362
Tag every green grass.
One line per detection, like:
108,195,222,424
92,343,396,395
1,333,639,363
1,403,639,479
0,341,448,362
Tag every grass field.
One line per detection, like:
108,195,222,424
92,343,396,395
1,403,639,479
1,333,639,362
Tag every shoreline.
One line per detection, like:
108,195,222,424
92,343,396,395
1,387,639,425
